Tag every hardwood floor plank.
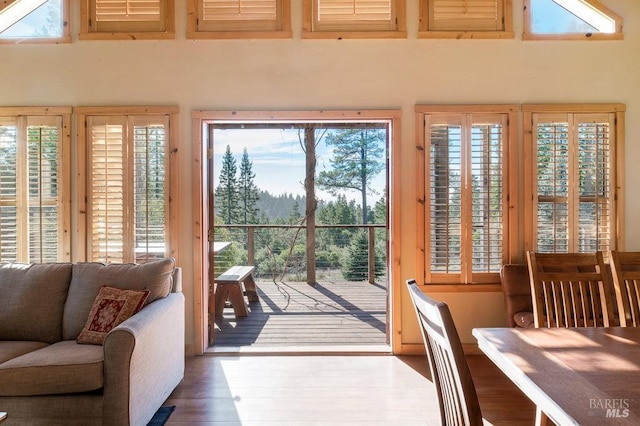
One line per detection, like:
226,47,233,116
165,354,536,425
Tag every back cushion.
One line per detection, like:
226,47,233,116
0,263,73,343
62,258,175,340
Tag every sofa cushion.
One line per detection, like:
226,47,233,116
0,263,73,343
0,340,104,396
63,258,175,340
0,341,50,365
77,286,150,345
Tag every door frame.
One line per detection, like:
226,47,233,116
191,109,402,355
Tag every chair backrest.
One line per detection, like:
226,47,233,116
526,251,614,328
406,279,483,426
609,250,640,327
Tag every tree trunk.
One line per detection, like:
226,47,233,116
305,127,317,285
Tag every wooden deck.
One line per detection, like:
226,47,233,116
211,280,388,351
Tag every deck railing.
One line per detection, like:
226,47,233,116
212,224,387,284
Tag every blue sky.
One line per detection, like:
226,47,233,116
212,128,387,205
532,0,598,33
1,0,62,37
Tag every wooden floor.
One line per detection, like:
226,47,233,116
165,354,536,425
212,280,388,351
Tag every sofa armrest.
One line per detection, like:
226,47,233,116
102,292,185,426
500,264,534,328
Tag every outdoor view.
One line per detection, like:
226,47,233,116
211,122,388,284
0,0,63,38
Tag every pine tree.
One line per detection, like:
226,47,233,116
215,145,240,224
373,192,387,224
238,148,260,224
342,230,385,281
317,128,385,224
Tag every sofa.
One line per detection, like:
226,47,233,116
0,258,185,426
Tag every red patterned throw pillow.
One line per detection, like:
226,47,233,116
77,286,150,345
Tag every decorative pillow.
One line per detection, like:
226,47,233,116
77,286,150,345
63,258,175,341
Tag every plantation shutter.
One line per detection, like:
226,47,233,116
88,116,127,263
87,115,169,264
429,0,504,31
426,113,505,283
132,116,169,263
469,116,504,276
313,0,395,31
0,117,20,262
428,115,463,278
197,0,282,31
91,0,166,32
532,112,614,253
0,116,64,263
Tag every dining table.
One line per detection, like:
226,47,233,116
473,327,640,425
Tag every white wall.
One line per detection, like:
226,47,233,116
2,0,639,349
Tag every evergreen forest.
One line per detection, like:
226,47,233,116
213,128,387,283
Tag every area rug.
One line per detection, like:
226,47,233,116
147,405,175,426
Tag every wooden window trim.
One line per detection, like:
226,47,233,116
0,106,72,261
302,0,407,40
415,104,519,286
76,106,180,264
80,0,175,41
187,0,291,40
0,0,71,44
523,0,623,41
418,0,514,39
522,103,625,254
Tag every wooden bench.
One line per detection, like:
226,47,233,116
213,265,258,318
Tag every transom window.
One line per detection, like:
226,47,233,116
0,0,69,43
303,0,406,39
187,0,291,38
419,0,514,39
80,0,175,40
523,0,623,40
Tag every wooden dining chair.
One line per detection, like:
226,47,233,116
609,250,640,327
406,279,484,426
526,251,614,328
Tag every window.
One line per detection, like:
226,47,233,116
80,0,175,40
77,107,179,264
419,0,514,39
524,0,623,40
523,104,624,253
187,0,291,39
0,0,70,43
416,105,517,285
303,0,406,39
0,107,71,262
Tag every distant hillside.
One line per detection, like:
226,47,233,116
256,190,306,220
